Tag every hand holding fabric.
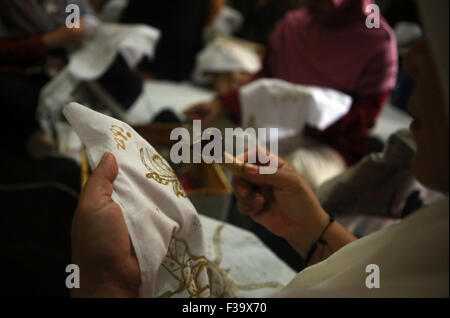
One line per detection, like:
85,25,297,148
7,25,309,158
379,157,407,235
71,153,140,298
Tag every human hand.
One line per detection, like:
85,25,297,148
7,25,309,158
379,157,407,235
231,148,330,257
71,153,140,298
183,99,224,126
43,21,86,49
214,72,253,95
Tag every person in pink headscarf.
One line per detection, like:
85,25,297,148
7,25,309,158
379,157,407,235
185,0,398,187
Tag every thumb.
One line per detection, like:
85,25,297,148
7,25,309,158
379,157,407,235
92,152,118,183
82,153,118,204
243,163,293,189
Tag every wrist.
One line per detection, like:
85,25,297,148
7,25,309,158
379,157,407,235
286,208,330,258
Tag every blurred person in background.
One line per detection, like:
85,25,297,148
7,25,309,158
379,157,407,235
0,0,88,298
185,0,398,190
0,0,88,158
203,0,302,95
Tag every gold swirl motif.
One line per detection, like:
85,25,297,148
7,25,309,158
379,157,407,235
158,236,210,298
140,148,187,198
158,224,284,298
110,125,132,150
208,224,283,296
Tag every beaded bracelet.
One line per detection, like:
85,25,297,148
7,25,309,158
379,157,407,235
304,214,335,266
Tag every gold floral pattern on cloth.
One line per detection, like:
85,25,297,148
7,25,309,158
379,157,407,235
207,224,284,297
158,224,285,298
140,148,187,198
110,125,132,150
158,236,210,298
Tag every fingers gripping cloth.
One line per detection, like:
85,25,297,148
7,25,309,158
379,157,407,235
63,103,209,297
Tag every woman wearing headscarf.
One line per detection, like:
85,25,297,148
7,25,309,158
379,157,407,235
185,0,398,189
0,0,88,157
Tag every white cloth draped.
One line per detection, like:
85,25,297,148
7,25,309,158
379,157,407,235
240,79,352,141
193,37,261,84
275,197,449,297
69,19,160,80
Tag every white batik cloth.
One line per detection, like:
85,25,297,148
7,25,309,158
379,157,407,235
69,18,160,80
240,79,352,190
64,102,295,298
64,102,208,297
240,79,352,141
193,37,261,85
38,21,160,146
199,215,296,298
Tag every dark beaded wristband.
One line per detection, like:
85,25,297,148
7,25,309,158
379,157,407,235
304,214,335,266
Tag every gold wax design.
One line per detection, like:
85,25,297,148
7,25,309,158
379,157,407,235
158,236,210,298
110,125,132,150
157,224,285,298
140,148,187,198
208,224,284,295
